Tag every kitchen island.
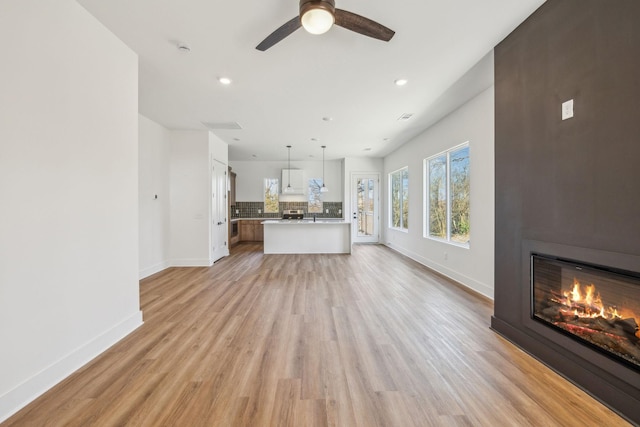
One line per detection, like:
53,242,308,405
262,220,351,254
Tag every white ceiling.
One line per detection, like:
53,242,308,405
77,0,545,161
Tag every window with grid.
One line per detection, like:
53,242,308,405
389,167,409,231
425,144,470,246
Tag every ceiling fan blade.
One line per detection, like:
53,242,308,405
256,16,301,51
334,9,395,42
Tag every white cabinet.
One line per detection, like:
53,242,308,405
281,169,305,194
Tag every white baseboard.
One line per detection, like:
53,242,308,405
140,256,225,279
139,260,171,280
0,311,143,423
384,243,494,300
171,259,214,267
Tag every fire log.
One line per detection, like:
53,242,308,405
571,317,639,341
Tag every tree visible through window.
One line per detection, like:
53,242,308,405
390,167,409,230
428,155,447,238
308,178,323,213
425,144,470,245
264,178,279,213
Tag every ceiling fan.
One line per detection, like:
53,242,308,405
256,0,395,51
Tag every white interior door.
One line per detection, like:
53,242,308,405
211,159,228,262
351,173,379,244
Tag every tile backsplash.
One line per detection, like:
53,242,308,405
231,201,343,219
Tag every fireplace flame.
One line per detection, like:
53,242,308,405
561,279,620,320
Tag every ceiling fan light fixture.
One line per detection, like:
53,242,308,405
256,0,394,51
301,8,334,34
300,1,335,35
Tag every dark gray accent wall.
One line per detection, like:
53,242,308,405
492,0,640,423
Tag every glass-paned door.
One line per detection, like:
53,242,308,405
352,173,379,243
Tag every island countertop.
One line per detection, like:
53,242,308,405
262,220,351,254
261,219,349,225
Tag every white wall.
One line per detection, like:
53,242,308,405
230,160,343,203
0,0,142,421
170,131,212,266
383,87,495,299
140,126,228,272
139,115,171,278
210,133,229,166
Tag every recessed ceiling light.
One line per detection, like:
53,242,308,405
383,138,391,142
398,113,413,121
177,43,191,53
363,147,372,152
233,138,241,142
322,117,333,122
218,77,232,85
311,138,318,141
252,154,257,158
394,78,408,86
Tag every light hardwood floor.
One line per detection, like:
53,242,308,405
3,244,631,426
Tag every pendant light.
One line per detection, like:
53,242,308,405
320,145,329,193
284,145,294,193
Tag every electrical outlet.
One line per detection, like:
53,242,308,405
562,99,574,120
338,209,342,214
326,208,329,213
258,209,261,214
235,209,239,214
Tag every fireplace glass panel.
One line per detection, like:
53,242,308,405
531,254,640,371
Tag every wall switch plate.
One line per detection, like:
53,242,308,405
562,99,574,120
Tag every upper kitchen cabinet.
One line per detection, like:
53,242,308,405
228,167,236,206
281,169,305,194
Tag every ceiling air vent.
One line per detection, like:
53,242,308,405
202,121,242,130
397,113,413,121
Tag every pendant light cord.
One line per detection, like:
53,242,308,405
321,145,328,192
287,145,292,189
322,146,325,182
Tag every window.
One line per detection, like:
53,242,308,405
308,178,323,213
264,178,279,213
389,167,409,230
425,143,470,246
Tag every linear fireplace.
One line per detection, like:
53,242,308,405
531,254,640,372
